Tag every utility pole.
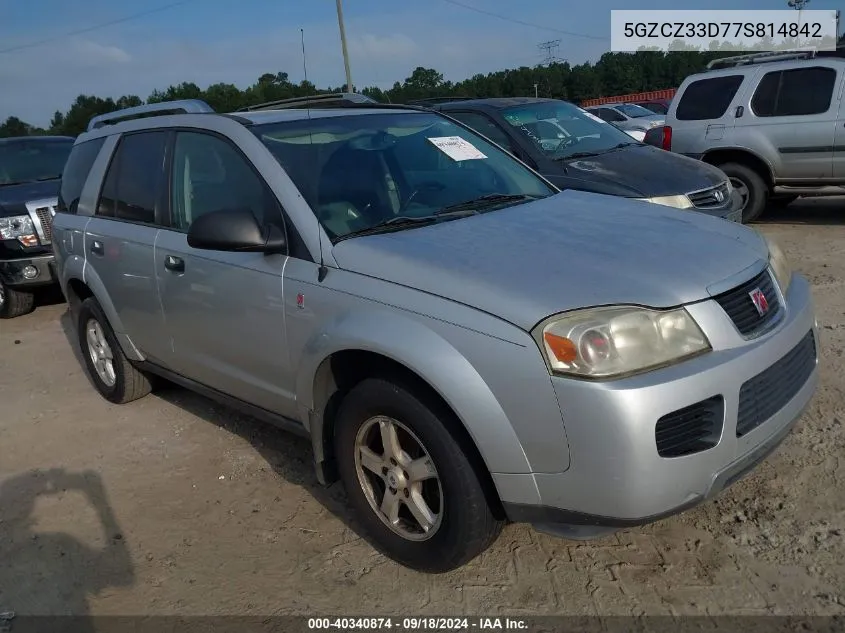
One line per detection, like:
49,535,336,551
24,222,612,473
335,0,353,92
538,39,561,66
534,83,538,98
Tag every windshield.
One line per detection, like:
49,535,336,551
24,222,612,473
613,104,655,118
500,101,640,160
0,140,73,186
252,111,556,240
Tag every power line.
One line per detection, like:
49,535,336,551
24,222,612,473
439,0,607,41
0,0,199,55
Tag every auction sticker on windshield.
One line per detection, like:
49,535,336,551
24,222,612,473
428,136,487,161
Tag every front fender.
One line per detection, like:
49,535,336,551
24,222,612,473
296,307,535,476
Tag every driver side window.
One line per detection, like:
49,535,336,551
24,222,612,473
169,131,277,232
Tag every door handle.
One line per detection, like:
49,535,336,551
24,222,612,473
164,255,185,273
90,240,104,256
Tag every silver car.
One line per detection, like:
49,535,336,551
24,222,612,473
584,103,665,140
52,98,819,573
663,49,845,223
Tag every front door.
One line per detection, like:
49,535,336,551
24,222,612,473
155,130,297,418
83,130,170,363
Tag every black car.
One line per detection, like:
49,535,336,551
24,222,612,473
0,136,74,318
426,98,742,223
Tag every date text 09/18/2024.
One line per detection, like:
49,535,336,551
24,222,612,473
307,618,529,631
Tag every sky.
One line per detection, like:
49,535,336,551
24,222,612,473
1,0,842,127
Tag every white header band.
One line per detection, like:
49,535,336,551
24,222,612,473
610,10,838,53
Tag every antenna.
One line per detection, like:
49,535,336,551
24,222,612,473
302,27,329,283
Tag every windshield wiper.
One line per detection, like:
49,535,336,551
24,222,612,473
35,174,62,181
555,150,605,161
0,180,31,187
435,193,541,215
334,210,477,242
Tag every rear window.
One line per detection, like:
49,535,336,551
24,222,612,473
58,137,105,214
751,67,837,117
675,75,744,121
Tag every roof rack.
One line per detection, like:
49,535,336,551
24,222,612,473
706,48,817,70
405,97,476,106
86,99,214,132
237,92,377,112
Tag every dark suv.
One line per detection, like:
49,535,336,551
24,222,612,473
0,136,74,318
426,98,742,223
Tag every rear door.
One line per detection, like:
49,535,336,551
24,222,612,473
746,63,839,181
670,73,747,156
83,131,170,362
155,129,297,418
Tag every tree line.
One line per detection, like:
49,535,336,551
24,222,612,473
1,43,841,138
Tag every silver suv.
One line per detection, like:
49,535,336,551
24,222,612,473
53,97,819,573
663,49,845,222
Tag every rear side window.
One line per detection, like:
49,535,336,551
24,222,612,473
58,137,105,214
751,67,837,117
675,75,744,120
96,131,167,224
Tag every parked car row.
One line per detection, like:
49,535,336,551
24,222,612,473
21,94,816,573
644,49,845,222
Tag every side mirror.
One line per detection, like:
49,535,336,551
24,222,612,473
186,208,287,254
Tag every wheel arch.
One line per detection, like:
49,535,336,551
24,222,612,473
64,273,144,361
297,313,535,517
701,148,774,189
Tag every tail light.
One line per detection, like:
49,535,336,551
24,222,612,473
662,125,672,151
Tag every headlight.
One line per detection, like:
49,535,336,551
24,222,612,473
0,214,38,246
762,233,792,295
534,305,711,379
641,195,693,209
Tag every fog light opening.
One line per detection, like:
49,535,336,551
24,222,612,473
22,265,39,280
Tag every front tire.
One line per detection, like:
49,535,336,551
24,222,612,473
0,281,35,319
719,162,769,223
334,378,503,573
77,297,152,404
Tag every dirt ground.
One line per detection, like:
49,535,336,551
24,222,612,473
1,198,844,617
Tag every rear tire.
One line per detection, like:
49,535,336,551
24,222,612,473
719,162,769,223
0,281,35,319
77,297,152,404
334,377,503,573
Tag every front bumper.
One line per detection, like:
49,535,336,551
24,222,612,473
0,254,58,288
498,271,818,532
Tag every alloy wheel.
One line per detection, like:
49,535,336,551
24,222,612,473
354,415,443,541
86,318,116,387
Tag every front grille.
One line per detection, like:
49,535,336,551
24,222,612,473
736,330,817,437
713,269,781,337
688,181,731,209
34,206,55,244
656,395,724,458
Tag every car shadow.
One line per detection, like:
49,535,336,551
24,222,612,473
58,309,365,543
33,285,66,309
0,469,134,628
756,196,845,226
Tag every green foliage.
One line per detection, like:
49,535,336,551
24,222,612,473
0,49,769,138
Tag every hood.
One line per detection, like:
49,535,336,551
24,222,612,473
332,190,768,331
0,179,60,214
543,144,727,198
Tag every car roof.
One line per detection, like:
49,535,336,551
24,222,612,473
232,107,422,125
436,97,560,109
75,105,432,143
0,135,75,144
686,55,845,82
